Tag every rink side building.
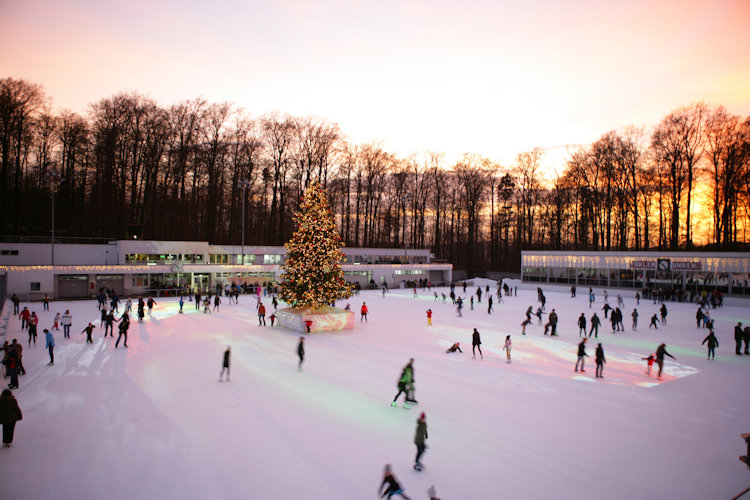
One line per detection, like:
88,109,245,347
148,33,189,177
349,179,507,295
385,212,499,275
0,240,452,301
521,250,750,296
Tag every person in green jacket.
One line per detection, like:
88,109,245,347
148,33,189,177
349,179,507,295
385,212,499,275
414,412,428,471
391,359,414,408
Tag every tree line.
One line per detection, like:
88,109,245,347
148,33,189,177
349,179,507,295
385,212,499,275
1,77,749,271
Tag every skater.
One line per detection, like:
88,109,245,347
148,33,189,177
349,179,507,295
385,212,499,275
100,306,108,328
42,294,51,311
219,346,231,381
391,359,414,407
735,322,744,355
269,313,276,327
81,323,95,344
456,297,463,317
487,295,493,314
4,344,20,389
574,338,588,372
272,296,278,310
617,294,624,308
702,330,719,360
297,336,305,370
194,291,201,310
61,310,72,339
631,309,638,330
0,389,23,448
213,295,221,312
147,296,157,316
379,464,411,499
521,317,532,335
635,291,641,305
9,339,25,376
19,307,30,329
570,285,576,298
137,298,145,322
179,296,184,313
52,312,60,331
104,309,116,337
304,319,312,333
649,314,660,329
472,328,483,359
11,294,20,315
504,335,512,363
544,309,558,336
203,297,211,313
660,304,668,325
414,412,428,470
643,353,656,376
744,326,750,355
602,302,612,318
589,290,595,308
525,305,533,321
535,306,544,324
578,313,587,337
361,302,369,323
595,343,606,378
44,329,55,365
258,302,266,326
445,343,462,353
426,309,432,326
114,313,129,348
655,343,676,379
124,298,132,315
28,313,38,347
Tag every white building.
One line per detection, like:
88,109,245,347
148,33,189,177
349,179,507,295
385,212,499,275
0,240,452,301
521,250,750,296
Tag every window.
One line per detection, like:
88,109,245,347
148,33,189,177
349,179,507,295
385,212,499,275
1,249,19,255
132,274,149,287
264,254,281,264
30,282,41,291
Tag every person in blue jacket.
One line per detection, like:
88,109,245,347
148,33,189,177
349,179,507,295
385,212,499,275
44,329,55,365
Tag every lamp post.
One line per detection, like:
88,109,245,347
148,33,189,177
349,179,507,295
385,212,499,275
45,169,64,266
401,195,411,264
238,178,251,265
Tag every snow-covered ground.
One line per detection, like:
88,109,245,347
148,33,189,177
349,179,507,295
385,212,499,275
1,283,749,499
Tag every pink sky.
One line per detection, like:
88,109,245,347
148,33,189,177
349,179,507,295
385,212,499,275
1,0,749,168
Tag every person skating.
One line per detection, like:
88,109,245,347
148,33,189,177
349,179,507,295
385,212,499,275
203,297,211,313
391,359,414,408
361,302,368,323
525,306,533,321
258,302,266,326
426,309,432,326
147,296,157,316
0,389,23,448
504,335,512,363
269,313,276,327
702,330,719,360
744,326,750,355
379,464,412,499
734,322,744,355
27,313,38,347
44,329,55,365
304,319,312,333
99,306,108,328
19,307,30,329
104,310,116,337
194,291,201,311
114,313,130,348
631,309,638,331
655,343,676,379
575,338,588,372
487,295,493,314
10,339,24,376
124,298,132,315
649,314,660,329
642,353,656,376
179,296,184,313
535,306,544,324
589,290,595,308
602,302,612,318
81,323,95,344
456,297,463,317
544,309,558,336
595,343,606,378
297,336,305,371
42,293,51,311
635,291,641,305
578,313,587,337
4,345,20,389
445,343,462,353
213,295,221,312
219,346,231,381
61,310,72,339
52,312,61,331
414,412,428,471
137,298,145,322
660,304,668,325
11,294,20,315
472,328,483,359
521,317,532,335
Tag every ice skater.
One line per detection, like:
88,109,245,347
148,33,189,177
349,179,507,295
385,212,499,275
578,313,587,336
445,343,462,353
61,310,72,339
574,338,588,372
213,295,221,312
595,343,605,378
52,312,60,331
391,358,414,408
649,314,660,329
642,353,656,376
27,313,38,347
361,302,368,323
297,337,305,371
655,343,676,379
258,302,266,326
147,296,157,316
426,309,432,326
137,298,145,322
379,464,411,499
504,335,512,363
179,296,184,313
631,309,638,331
521,317,532,335
735,322,744,355
81,323,95,344
115,313,130,348
472,328,483,359
414,411,428,470
660,304,668,325
0,389,23,448
219,346,231,381
701,330,718,359
44,329,54,365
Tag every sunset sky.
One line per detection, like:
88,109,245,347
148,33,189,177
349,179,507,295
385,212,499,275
1,0,749,169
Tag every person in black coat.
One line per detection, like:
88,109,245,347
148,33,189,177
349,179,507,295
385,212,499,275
472,328,483,359
578,313,587,337
701,330,719,360
0,389,23,447
734,322,744,355
595,343,606,378
655,343,676,379
379,464,411,499
219,346,231,381
575,339,588,372
297,337,305,371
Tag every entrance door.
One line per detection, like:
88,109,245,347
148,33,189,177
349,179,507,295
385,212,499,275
58,275,89,298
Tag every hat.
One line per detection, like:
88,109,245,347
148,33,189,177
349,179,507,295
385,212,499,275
420,412,426,419
384,464,392,473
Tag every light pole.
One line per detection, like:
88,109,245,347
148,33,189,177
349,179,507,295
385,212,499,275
401,195,411,264
238,178,251,265
45,169,64,266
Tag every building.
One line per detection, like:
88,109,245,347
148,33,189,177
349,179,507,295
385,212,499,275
521,250,750,295
0,240,452,301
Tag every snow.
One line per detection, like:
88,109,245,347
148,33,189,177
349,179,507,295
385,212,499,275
1,284,749,499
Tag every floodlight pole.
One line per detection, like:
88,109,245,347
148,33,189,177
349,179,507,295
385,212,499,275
45,169,64,266
238,179,251,265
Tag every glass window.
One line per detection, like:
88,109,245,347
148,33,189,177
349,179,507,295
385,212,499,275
30,282,41,291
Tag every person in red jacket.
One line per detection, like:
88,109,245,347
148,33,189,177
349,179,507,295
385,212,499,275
18,307,30,329
258,302,266,326
360,302,369,323
426,309,432,326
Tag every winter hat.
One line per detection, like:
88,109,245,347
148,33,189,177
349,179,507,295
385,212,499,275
420,412,426,419
384,464,392,474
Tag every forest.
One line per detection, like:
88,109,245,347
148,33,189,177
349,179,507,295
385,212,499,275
1,77,749,271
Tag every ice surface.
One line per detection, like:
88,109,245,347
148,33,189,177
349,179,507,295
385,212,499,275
1,284,749,499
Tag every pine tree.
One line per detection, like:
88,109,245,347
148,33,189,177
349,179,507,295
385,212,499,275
280,182,351,309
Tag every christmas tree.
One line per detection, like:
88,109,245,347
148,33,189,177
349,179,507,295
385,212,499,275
280,182,351,309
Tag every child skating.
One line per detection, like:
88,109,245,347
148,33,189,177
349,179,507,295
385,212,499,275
504,335,512,363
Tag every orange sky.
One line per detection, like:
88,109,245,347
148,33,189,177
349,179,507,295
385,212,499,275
1,0,749,170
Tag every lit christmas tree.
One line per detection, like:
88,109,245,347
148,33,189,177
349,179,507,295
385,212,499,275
280,182,351,309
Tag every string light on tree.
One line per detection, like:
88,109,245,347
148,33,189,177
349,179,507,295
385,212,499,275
280,182,351,309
